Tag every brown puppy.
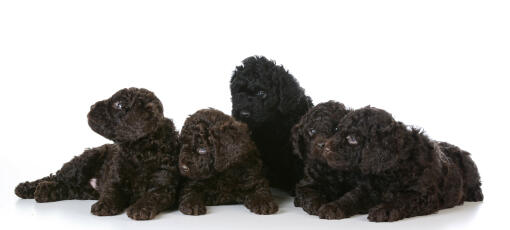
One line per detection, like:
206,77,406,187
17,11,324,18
302,106,483,221
15,88,180,220
178,108,278,215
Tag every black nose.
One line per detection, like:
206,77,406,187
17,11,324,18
240,110,251,118
317,142,325,148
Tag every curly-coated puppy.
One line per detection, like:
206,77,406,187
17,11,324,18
15,88,180,220
230,56,313,193
178,108,278,215
291,101,351,214
298,106,483,221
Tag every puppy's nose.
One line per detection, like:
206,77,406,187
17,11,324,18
317,142,325,149
240,110,251,118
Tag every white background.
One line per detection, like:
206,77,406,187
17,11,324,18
1,1,509,229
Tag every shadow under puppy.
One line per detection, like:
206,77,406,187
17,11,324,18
230,56,313,194
296,105,483,221
15,88,180,220
178,108,278,215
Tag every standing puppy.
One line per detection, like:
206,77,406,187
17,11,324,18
303,106,483,221
230,56,313,193
15,88,180,220
178,109,278,215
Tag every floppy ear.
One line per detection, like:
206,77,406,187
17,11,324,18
211,121,253,172
277,73,307,115
291,121,306,160
359,121,402,173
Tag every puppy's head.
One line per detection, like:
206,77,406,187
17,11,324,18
320,107,411,174
179,109,255,180
230,56,311,127
87,88,164,142
292,101,350,162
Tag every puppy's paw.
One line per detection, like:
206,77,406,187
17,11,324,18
368,205,403,222
127,205,159,220
179,200,206,216
91,200,124,216
245,195,278,215
294,197,324,215
15,181,36,199
34,181,61,202
317,203,347,220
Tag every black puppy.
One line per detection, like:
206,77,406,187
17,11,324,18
178,109,278,215
230,56,313,193
298,106,483,221
15,88,180,220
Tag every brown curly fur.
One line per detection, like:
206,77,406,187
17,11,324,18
178,108,278,215
294,105,483,221
14,88,181,220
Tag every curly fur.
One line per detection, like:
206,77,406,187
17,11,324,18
294,105,483,221
178,108,277,215
14,88,181,220
230,56,313,193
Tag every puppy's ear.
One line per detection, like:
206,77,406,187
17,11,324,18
291,121,306,161
212,121,254,172
277,73,308,115
359,121,403,173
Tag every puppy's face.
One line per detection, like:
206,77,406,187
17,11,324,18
87,88,164,142
230,56,304,127
179,110,254,180
321,107,404,174
292,101,349,161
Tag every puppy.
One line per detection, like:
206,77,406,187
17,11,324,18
300,106,483,221
178,108,278,215
230,56,313,193
291,101,351,215
15,88,180,220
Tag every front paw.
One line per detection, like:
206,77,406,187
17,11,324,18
179,199,206,216
127,205,159,220
91,200,124,216
295,197,323,215
317,203,347,220
245,195,278,215
368,205,403,222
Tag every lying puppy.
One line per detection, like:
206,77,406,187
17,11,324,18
230,56,313,193
178,108,278,215
15,88,180,220
300,106,483,221
291,101,351,215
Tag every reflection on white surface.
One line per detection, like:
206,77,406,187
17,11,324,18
4,188,485,230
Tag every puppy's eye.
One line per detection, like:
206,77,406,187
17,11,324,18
256,91,267,99
197,147,207,155
113,101,123,110
333,127,339,132
308,129,316,136
346,135,358,145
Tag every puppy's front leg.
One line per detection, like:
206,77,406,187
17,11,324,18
243,178,278,215
178,182,206,215
318,185,371,220
127,171,179,220
368,191,439,222
91,163,128,216
294,176,328,215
